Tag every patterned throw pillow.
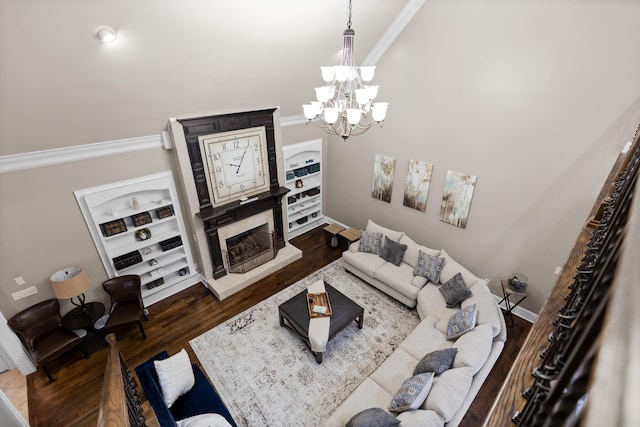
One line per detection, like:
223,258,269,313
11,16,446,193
346,408,400,427
439,272,472,307
413,348,458,376
359,231,384,254
388,372,435,413
413,250,445,282
379,236,408,266
447,304,478,340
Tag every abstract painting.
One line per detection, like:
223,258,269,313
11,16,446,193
439,171,477,228
403,159,433,212
371,154,396,203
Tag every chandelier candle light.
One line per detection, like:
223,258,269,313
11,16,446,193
303,0,388,140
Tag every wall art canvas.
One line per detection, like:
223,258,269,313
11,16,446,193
403,159,433,212
439,170,477,228
371,154,396,203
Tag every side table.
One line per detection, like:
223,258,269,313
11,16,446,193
61,301,107,354
336,227,361,252
498,280,527,328
323,223,345,248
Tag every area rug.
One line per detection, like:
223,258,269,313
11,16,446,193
190,258,420,426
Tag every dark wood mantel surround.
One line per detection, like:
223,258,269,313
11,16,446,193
178,109,289,279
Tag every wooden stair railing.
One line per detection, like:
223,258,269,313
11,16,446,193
484,125,640,427
97,333,146,427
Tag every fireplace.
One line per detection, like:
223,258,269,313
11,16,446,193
172,109,303,299
224,224,277,274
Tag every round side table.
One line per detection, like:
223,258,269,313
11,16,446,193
61,302,107,354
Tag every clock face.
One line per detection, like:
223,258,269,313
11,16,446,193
200,127,270,206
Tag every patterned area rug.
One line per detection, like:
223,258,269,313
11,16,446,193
190,259,420,427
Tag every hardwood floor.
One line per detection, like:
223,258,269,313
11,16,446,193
26,226,531,426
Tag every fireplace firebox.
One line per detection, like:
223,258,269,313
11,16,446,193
224,224,277,274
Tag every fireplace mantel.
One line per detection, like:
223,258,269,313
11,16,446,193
197,186,289,278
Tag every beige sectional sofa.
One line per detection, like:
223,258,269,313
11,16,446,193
325,220,507,427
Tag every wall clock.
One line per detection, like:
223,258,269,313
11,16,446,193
199,126,270,206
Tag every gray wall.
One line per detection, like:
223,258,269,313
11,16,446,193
0,149,173,318
312,0,640,313
1,0,639,320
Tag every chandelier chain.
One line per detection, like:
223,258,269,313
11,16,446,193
347,0,352,28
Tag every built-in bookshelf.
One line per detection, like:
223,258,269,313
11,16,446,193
282,139,325,239
74,171,201,306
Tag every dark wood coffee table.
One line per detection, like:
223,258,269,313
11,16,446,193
278,282,364,364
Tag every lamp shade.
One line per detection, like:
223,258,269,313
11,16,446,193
50,267,90,299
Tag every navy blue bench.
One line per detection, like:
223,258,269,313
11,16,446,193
135,351,236,427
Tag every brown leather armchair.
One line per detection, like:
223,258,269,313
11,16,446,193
101,275,147,339
8,299,85,382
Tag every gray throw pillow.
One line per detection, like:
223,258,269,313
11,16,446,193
379,236,408,266
439,272,472,307
359,231,384,254
388,372,435,413
413,348,458,376
413,250,445,282
346,408,400,427
447,304,478,340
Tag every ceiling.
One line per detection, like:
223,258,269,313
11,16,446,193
0,0,410,155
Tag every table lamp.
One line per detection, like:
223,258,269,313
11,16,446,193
50,267,90,309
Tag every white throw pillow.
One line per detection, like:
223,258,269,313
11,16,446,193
153,349,195,408
177,413,233,427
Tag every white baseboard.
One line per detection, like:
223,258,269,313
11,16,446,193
494,294,538,323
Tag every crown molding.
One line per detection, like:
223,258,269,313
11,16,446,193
0,135,163,174
363,0,426,66
1,1,425,174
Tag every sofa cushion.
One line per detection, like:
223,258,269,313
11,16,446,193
370,347,420,396
411,275,428,289
461,280,502,338
360,231,384,254
396,409,444,427
389,372,435,413
422,367,474,422
416,283,461,323
177,413,233,427
366,219,404,242
343,250,387,277
374,262,422,300
413,250,445,282
452,323,493,375
413,348,458,376
400,234,440,268
438,249,482,287
440,273,472,308
447,304,477,340
154,349,195,408
325,377,395,427
399,316,449,361
380,237,408,266
346,408,400,427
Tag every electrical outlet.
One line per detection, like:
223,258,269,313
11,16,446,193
554,266,562,275
12,286,38,300
14,276,26,286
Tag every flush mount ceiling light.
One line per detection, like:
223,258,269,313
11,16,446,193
302,0,388,140
94,25,118,43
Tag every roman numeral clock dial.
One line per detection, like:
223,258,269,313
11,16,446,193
199,127,270,207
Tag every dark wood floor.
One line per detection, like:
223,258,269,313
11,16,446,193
27,226,531,427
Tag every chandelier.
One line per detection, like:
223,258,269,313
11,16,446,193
302,0,388,140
